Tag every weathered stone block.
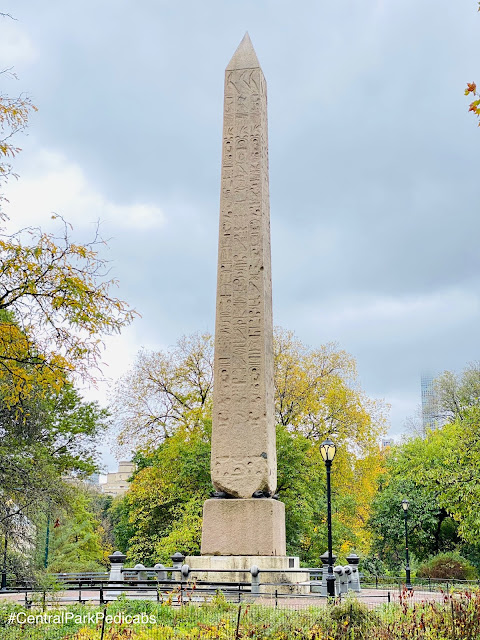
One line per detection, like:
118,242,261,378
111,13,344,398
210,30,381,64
201,498,286,556
184,554,309,595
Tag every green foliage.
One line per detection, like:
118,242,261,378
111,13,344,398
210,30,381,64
0,386,110,586
113,330,387,564
108,496,136,556
432,363,480,425
46,487,111,573
122,421,212,565
418,413,480,544
416,552,477,580
369,442,460,570
370,362,480,572
329,595,378,639
0,383,109,555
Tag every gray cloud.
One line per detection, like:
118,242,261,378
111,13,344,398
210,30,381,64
3,0,479,448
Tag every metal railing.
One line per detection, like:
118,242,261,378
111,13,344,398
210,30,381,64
362,574,480,592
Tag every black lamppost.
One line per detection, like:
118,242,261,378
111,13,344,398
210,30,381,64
402,499,412,590
44,511,51,569
320,438,336,598
0,535,7,590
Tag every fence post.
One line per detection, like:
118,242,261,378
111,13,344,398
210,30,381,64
108,551,126,583
99,586,104,605
451,598,456,640
78,581,82,603
235,603,242,640
275,589,278,608
388,591,391,604
171,552,185,583
100,605,107,640
375,575,378,589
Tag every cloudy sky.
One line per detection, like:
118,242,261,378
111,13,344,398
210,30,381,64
2,1,479,470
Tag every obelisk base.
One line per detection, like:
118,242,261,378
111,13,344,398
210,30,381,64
184,554,310,595
201,498,286,556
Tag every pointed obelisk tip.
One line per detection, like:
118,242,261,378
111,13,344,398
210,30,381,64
226,32,261,70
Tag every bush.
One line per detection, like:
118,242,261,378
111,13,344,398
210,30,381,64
360,554,387,577
329,596,378,639
416,552,477,580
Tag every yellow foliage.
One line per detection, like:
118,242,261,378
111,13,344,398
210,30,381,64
0,220,137,404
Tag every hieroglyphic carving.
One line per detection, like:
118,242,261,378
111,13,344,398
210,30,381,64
211,34,277,499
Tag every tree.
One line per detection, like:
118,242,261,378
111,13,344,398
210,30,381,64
112,420,211,565
370,388,480,571
111,330,387,564
465,82,480,125
0,383,110,551
432,363,480,424
411,412,480,545
0,64,37,217
464,5,480,126
0,221,137,405
45,487,112,572
0,26,136,404
369,440,460,571
113,333,213,453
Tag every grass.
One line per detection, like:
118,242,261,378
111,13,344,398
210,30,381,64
1,589,480,639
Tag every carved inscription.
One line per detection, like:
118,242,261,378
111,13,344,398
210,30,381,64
212,39,277,499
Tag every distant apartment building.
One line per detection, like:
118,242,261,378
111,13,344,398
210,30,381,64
381,438,394,450
101,461,135,497
421,373,437,433
85,473,100,486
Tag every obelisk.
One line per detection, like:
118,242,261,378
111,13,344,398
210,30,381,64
201,33,286,557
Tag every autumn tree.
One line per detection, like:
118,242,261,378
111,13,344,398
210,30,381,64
0,26,136,403
113,333,213,453
110,329,387,564
0,65,36,216
465,5,480,125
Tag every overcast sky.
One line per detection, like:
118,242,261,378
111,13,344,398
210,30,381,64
2,1,479,470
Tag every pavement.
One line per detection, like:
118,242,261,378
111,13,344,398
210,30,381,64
0,587,449,609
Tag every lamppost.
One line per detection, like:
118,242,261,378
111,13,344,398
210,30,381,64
320,438,336,598
1,498,15,591
44,511,51,569
0,534,7,591
401,499,412,590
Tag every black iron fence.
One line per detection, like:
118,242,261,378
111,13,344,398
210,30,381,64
362,574,480,592
2,589,480,640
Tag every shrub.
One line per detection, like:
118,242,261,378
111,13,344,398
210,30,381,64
416,552,477,580
329,596,378,639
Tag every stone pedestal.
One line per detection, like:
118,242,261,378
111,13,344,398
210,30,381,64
184,554,309,595
201,499,286,556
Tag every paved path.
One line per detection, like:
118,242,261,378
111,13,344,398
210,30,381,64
0,587,449,609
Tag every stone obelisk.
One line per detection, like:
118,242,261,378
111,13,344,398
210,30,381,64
200,33,286,557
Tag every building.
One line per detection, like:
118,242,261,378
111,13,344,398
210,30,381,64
381,438,394,450
421,373,437,433
101,461,135,497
